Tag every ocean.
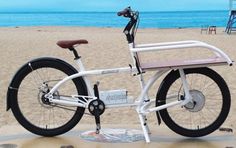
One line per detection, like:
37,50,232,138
0,11,229,28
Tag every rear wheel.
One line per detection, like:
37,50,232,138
9,58,87,136
156,68,231,137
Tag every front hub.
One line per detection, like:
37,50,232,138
184,90,205,112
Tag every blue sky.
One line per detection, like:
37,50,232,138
0,0,231,12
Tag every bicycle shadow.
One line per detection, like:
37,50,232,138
149,134,235,148
0,135,78,148
20,136,77,148
0,130,235,148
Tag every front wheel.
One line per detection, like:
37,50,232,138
8,57,87,136
156,68,231,137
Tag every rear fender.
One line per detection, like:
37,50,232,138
6,57,87,111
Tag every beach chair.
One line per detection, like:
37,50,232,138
208,26,216,34
201,25,208,34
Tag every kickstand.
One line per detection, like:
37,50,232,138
138,114,151,143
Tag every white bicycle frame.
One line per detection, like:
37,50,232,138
46,40,233,143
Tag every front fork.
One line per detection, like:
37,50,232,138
179,68,193,106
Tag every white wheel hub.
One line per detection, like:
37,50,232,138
184,90,205,112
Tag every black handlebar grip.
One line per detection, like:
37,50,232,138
117,7,131,16
117,10,127,16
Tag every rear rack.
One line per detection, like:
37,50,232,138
130,40,233,70
140,57,227,70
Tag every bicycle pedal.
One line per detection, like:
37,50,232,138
96,128,100,134
96,124,101,134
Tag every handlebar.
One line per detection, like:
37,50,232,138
117,7,132,17
117,7,139,43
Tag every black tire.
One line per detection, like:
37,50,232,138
156,67,231,137
8,57,87,136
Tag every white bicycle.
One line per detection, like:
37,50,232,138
7,7,233,143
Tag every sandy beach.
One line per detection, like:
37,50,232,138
0,27,236,147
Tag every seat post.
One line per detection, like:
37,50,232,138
70,48,94,96
69,47,81,60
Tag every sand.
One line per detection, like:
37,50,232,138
0,27,235,146
0,124,235,148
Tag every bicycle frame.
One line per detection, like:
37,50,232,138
45,40,233,143
5,7,234,143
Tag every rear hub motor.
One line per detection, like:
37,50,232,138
38,83,59,108
184,90,205,112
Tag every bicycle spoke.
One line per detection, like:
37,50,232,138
17,67,81,130
165,72,225,132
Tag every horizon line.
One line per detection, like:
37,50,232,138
0,9,230,13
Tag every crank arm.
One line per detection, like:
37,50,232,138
94,113,101,134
